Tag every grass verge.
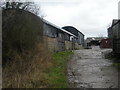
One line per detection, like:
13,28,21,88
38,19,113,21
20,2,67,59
45,51,73,88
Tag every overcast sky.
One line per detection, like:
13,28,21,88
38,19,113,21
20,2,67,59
35,0,119,38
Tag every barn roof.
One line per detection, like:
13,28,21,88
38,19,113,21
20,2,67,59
111,19,120,27
62,26,84,36
42,19,78,38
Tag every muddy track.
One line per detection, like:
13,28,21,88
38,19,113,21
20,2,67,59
67,46,119,88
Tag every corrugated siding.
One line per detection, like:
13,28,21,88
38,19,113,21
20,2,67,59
113,38,120,54
112,21,120,55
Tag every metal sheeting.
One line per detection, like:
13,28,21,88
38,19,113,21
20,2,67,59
113,38,120,54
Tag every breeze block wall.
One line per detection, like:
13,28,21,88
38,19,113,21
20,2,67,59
65,41,72,50
43,36,58,52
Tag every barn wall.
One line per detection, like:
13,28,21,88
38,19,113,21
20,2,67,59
112,23,119,39
43,23,66,52
113,38,120,55
110,20,120,56
78,32,84,46
74,43,79,49
65,41,72,50
43,36,58,52
108,27,113,38
57,33,65,51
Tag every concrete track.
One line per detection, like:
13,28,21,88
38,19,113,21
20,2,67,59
67,46,119,88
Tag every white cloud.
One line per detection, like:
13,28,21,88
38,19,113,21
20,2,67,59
36,0,119,38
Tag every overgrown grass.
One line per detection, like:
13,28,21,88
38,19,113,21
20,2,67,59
45,51,73,88
3,44,54,88
3,47,73,88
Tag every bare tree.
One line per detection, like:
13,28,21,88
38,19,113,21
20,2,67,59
0,0,44,16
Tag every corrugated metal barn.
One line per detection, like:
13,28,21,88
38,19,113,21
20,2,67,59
42,19,83,52
62,26,84,46
108,19,120,56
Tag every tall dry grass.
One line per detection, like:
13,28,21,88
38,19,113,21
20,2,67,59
2,43,54,88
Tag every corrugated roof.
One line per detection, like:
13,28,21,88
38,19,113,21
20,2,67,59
42,19,78,38
62,26,84,36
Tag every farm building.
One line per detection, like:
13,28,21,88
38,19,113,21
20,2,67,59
108,19,120,56
62,26,84,46
108,27,113,39
42,20,83,52
85,37,107,48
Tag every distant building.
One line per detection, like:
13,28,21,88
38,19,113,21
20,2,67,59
43,19,78,51
85,37,107,48
42,19,85,52
62,26,84,46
